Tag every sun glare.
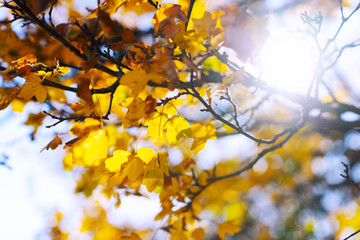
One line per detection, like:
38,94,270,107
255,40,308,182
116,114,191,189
260,35,318,93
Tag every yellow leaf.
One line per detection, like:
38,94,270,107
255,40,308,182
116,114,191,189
166,116,192,147
147,111,169,145
187,0,206,30
125,157,144,181
17,73,47,103
143,168,163,192
136,147,155,164
191,122,216,155
121,69,165,97
105,150,131,172
158,152,169,176
72,129,109,167
11,99,26,112
106,172,127,190
191,228,205,240
217,221,241,240
224,201,246,223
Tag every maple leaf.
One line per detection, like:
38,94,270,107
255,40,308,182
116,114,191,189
136,147,155,164
17,73,47,103
147,111,169,145
152,4,187,39
71,129,109,167
191,122,216,155
143,168,163,192
166,116,192,148
121,69,165,97
123,156,144,182
105,150,131,172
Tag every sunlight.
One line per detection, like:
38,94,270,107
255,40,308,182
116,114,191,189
260,35,318,93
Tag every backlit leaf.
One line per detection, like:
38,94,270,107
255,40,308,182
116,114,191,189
105,150,131,172
166,116,192,147
136,147,155,164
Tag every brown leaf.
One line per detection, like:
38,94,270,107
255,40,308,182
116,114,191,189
98,10,124,39
55,23,71,37
63,137,80,149
26,0,58,14
69,102,85,111
77,77,94,108
41,135,62,152
145,95,157,115
152,47,178,90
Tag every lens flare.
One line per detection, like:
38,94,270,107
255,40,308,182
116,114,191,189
260,36,318,93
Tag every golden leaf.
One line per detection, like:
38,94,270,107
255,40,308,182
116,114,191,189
217,221,241,240
0,87,20,110
17,73,47,103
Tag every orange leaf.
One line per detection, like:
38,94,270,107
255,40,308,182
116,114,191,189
0,87,20,110
217,221,241,240
69,102,85,111
12,54,38,75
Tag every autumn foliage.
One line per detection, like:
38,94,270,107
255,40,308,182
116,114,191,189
2,0,360,239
